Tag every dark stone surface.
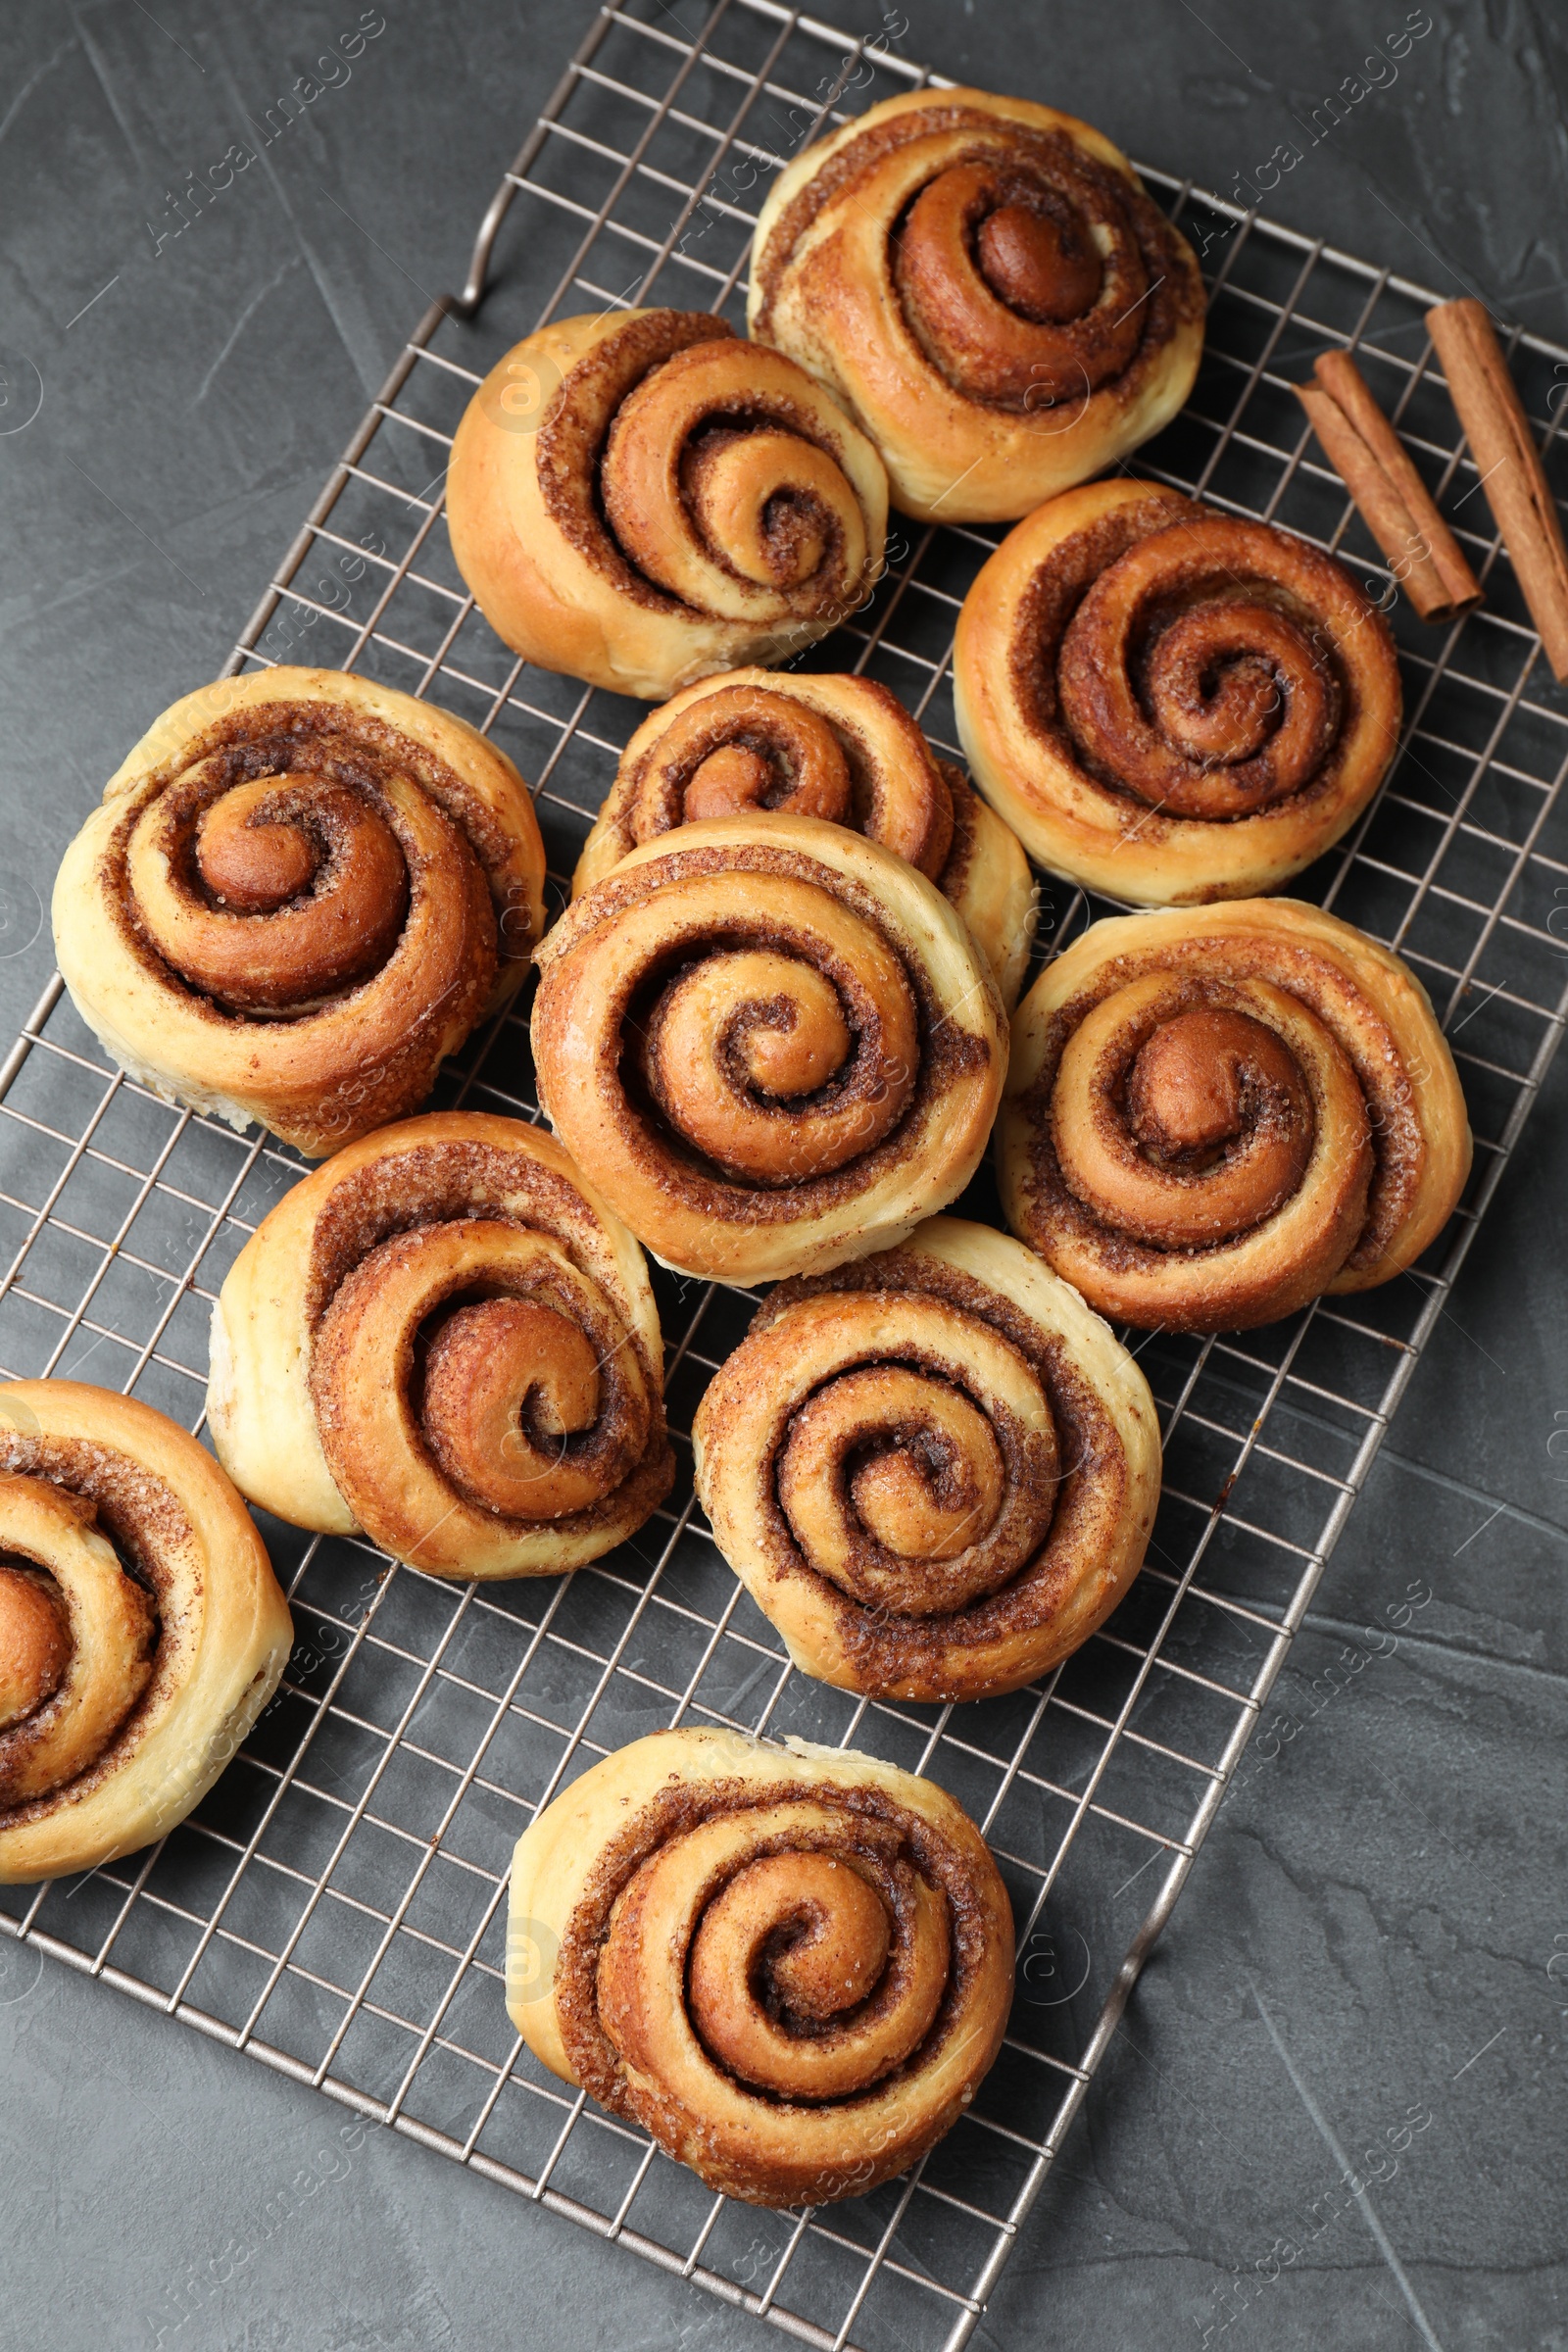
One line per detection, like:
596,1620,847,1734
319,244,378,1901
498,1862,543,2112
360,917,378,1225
1,4,1564,2347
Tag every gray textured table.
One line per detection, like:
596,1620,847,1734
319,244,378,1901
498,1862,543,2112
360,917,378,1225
2,4,1565,2347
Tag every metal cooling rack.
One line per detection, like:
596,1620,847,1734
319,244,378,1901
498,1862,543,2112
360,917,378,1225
5,6,1568,2347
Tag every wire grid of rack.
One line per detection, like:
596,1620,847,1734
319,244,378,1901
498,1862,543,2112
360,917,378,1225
5,5,1568,2347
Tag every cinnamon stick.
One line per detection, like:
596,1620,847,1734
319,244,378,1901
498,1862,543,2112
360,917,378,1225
1426,297,1568,680
1296,351,1481,623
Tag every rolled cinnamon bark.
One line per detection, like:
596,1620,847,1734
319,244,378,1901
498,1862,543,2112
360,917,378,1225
1296,350,1481,624
1426,298,1568,679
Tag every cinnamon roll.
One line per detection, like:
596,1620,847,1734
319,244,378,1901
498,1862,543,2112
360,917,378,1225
51,669,547,1157
693,1218,1159,1701
531,815,1007,1285
447,310,888,700
208,1112,672,1576
508,1726,1013,2205
0,1381,291,1886
748,88,1204,523
573,668,1036,1007
998,901,1472,1332
954,481,1403,905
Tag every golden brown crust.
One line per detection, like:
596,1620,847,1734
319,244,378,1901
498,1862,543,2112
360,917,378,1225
998,902,1473,1331
748,89,1204,522
507,1727,1013,2205
207,1112,672,1577
51,668,546,1157
692,1217,1160,1699
0,1383,292,1886
447,310,888,700
573,668,1036,1006
954,480,1404,904
532,815,1007,1285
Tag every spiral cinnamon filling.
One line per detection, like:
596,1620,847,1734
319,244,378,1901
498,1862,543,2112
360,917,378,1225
894,145,1151,407
694,1229,1161,1700
786,1368,1007,1564
637,937,917,1188
0,1476,157,1809
120,722,491,1015
206,1119,673,1579
605,1815,953,2112
540,314,877,627
741,1291,1062,1620
775,1348,1057,1619
621,681,955,880
164,767,410,1008
747,91,1207,536
613,876,923,1193
1050,975,1370,1256
518,1736,1017,2209
197,780,321,908
1053,988,1326,1251
997,928,1430,1335
534,831,1005,1283
570,1779,998,2188
1055,515,1348,819
1000,496,1391,835
54,680,547,1162
676,426,837,591
0,1390,295,1886
311,1217,653,1558
629,688,854,840
689,1853,915,2095
420,1296,609,1520
751,101,1195,413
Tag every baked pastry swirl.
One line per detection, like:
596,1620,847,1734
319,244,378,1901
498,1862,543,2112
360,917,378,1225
748,88,1204,522
447,309,888,700
954,480,1403,905
208,1113,672,1577
693,1218,1159,1700
508,1727,1013,2205
52,668,547,1157
531,815,1007,1284
998,902,1472,1332
573,668,1037,1007
0,1381,291,1886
